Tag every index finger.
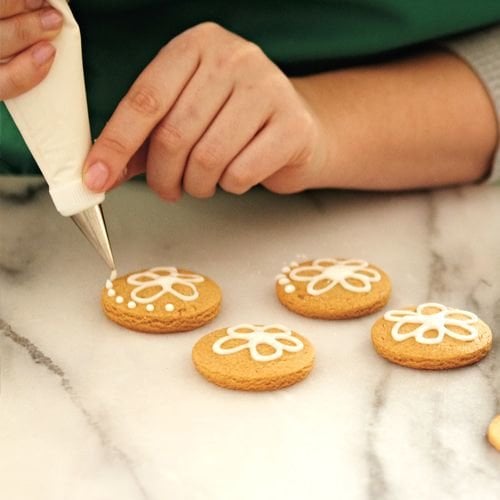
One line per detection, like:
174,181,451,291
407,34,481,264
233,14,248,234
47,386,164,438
1,0,46,18
83,38,200,192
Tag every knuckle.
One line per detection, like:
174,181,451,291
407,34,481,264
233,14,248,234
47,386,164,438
215,41,262,71
13,16,33,44
184,183,215,199
166,22,223,55
146,171,182,202
262,177,298,194
163,32,198,59
153,121,186,152
125,85,162,116
221,169,253,194
195,21,223,36
6,68,28,94
297,110,315,135
96,133,130,156
191,145,222,172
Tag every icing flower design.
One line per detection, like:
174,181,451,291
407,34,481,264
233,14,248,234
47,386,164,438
126,267,204,304
288,258,381,295
384,303,479,345
212,324,304,362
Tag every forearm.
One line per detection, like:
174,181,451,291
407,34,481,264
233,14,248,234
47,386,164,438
292,51,498,190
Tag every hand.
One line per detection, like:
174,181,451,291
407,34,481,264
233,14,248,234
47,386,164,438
0,0,63,100
83,22,328,200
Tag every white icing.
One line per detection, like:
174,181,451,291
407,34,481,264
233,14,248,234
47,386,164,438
127,267,204,304
212,324,303,362
281,266,291,273
284,284,296,293
275,274,286,280
110,270,117,281
278,277,290,285
287,258,381,295
104,267,198,314
290,261,299,267
384,303,479,345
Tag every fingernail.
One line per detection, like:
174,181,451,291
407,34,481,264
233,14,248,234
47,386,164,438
84,162,109,191
40,9,63,30
32,43,55,66
26,0,44,9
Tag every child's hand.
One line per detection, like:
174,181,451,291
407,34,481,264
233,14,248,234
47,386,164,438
83,23,327,200
0,1,62,100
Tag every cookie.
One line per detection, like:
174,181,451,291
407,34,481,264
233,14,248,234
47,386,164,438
371,302,492,370
102,267,222,333
192,323,315,391
275,258,391,319
487,415,500,451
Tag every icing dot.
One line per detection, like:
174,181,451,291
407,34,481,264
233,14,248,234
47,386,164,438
146,304,155,312
281,266,291,273
278,277,290,285
105,280,113,289
107,289,116,297
275,273,286,281
115,296,124,304
284,284,296,293
110,270,117,281
127,301,137,309
290,261,299,267
165,303,175,312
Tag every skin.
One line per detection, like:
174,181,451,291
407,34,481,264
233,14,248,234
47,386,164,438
0,0,62,99
1,11,497,196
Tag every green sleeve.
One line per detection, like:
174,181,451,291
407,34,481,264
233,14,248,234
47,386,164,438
2,0,500,175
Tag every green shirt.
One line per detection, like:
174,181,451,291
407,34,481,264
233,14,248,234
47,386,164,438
2,0,500,175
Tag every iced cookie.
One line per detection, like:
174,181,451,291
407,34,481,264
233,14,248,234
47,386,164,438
275,258,391,319
192,323,315,391
487,415,500,451
371,303,492,370
102,267,222,333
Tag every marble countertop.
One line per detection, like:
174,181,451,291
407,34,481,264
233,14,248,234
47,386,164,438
1,177,499,500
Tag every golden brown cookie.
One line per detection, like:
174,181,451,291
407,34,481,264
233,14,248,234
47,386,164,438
487,415,500,451
275,258,391,319
102,267,222,333
371,303,492,370
192,324,315,391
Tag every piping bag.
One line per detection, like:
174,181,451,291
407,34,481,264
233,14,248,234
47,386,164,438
4,0,115,272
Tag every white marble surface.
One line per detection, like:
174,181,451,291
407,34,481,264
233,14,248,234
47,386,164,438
0,177,499,500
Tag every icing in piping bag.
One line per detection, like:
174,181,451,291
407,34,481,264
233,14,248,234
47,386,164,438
4,0,115,271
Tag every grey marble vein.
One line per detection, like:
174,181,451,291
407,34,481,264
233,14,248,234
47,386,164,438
0,181,47,204
1,176,499,499
366,371,391,500
426,192,447,298
0,319,150,500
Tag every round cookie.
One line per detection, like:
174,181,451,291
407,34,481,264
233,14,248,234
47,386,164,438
192,323,315,391
487,415,500,451
275,258,391,319
102,267,221,333
371,302,492,370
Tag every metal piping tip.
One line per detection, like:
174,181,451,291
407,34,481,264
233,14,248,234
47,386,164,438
71,204,115,271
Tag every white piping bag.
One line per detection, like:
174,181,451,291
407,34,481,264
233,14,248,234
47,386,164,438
4,0,115,271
